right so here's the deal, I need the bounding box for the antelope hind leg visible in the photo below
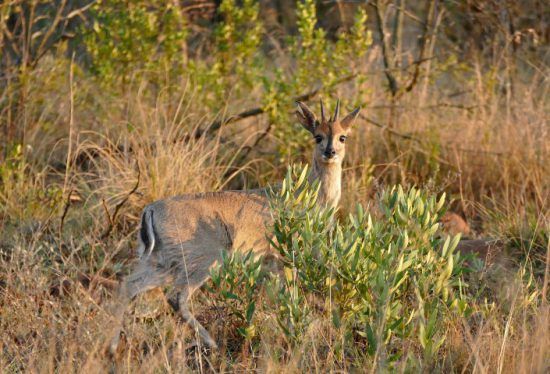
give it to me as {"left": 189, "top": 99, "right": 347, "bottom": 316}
{"left": 108, "top": 266, "right": 168, "bottom": 356}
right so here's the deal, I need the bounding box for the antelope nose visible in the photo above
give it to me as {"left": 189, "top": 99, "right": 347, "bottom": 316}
{"left": 324, "top": 149, "right": 336, "bottom": 158}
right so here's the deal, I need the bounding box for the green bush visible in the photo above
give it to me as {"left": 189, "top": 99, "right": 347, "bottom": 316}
{"left": 79, "top": 1, "right": 372, "bottom": 157}
{"left": 188, "top": 0, "right": 264, "bottom": 110}
{"left": 267, "top": 165, "right": 470, "bottom": 368}
{"left": 207, "top": 250, "right": 263, "bottom": 340}
{"left": 82, "top": 0, "right": 187, "bottom": 83}
{"left": 0, "top": 144, "right": 62, "bottom": 223}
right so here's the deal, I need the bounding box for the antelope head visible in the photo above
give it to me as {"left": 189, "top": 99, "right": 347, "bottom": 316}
{"left": 296, "top": 99, "right": 360, "bottom": 165}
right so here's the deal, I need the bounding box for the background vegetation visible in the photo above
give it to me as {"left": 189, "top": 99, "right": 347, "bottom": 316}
{"left": 0, "top": 0, "right": 548, "bottom": 372}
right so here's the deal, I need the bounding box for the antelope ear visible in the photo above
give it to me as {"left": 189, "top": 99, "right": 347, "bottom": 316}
{"left": 340, "top": 107, "right": 361, "bottom": 130}
{"left": 295, "top": 101, "right": 317, "bottom": 134}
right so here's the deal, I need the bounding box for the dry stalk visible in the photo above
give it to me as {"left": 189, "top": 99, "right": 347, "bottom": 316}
{"left": 101, "top": 166, "right": 141, "bottom": 239}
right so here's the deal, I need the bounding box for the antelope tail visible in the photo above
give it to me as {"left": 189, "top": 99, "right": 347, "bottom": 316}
{"left": 137, "top": 208, "right": 156, "bottom": 258}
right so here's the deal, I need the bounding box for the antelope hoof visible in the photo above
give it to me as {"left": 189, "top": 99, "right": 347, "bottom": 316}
{"left": 184, "top": 341, "right": 216, "bottom": 356}
{"left": 185, "top": 336, "right": 218, "bottom": 352}
{"left": 205, "top": 337, "right": 218, "bottom": 350}
{"left": 108, "top": 332, "right": 124, "bottom": 357}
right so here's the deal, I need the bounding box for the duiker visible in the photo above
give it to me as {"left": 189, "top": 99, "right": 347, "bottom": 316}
{"left": 108, "top": 100, "right": 360, "bottom": 353}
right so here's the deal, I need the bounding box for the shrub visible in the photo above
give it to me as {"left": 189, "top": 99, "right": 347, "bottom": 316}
{"left": 207, "top": 250, "right": 263, "bottom": 341}
{"left": 267, "top": 165, "right": 470, "bottom": 368}
{"left": 82, "top": 0, "right": 187, "bottom": 83}
{"left": 188, "top": 0, "right": 264, "bottom": 110}
{"left": 0, "top": 144, "right": 62, "bottom": 223}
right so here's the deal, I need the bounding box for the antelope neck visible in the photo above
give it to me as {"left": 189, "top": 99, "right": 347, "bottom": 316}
{"left": 310, "top": 157, "right": 342, "bottom": 209}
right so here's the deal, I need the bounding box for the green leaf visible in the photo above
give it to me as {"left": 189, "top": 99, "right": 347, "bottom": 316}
{"left": 436, "top": 192, "right": 446, "bottom": 212}
{"left": 441, "top": 235, "right": 451, "bottom": 257}
{"left": 222, "top": 290, "right": 239, "bottom": 300}
{"left": 365, "top": 323, "right": 377, "bottom": 356}
{"left": 246, "top": 301, "right": 256, "bottom": 322}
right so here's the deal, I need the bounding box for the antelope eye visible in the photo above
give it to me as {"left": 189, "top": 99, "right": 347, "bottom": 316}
{"left": 339, "top": 135, "right": 347, "bottom": 143}
{"left": 314, "top": 135, "right": 323, "bottom": 144}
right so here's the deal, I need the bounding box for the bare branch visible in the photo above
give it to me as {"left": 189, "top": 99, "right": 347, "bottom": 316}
{"left": 58, "top": 188, "right": 74, "bottom": 236}
{"left": 65, "top": 1, "right": 96, "bottom": 21}
{"left": 34, "top": 0, "right": 67, "bottom": 66}
{"left": 372, "top": 0, "right": 398, "bottom": 96}
{"left": 391, "top": 0, "right": 405, "bottom": 70}
{"left": 101, "top": 167, "right": 141, "bottom": 239}
{"left": 359, "top": 113, "right": 420, "bottom": 142}
{"left": 101, "top": 198, "right": 113, "bottom": 227}
{"left": 358, "top": 113, "right": 505, "bottom": 156}
{"left": 404, "top": 0, "right": 437, "bottom": 93}
{"left": 203, "top": 73, "right": 357, "bottom": 135}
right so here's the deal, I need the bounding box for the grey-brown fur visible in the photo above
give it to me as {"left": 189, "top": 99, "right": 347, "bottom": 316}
{"left": 108, "top": 101, "right": 360, "bottom": 353}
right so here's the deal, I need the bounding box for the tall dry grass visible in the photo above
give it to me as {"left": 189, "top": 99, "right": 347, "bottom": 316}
{"left": 0, "top": 41, "right": 548, "bottom": 373}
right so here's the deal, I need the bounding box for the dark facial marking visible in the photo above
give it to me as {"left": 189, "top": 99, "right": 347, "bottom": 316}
{"left": 324, "top": 123, "right": 335, "bottom": 158}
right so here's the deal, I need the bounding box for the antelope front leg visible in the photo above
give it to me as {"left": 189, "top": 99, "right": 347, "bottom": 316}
{"left": 177, "top": 289, "right": 218, "bottom": 349}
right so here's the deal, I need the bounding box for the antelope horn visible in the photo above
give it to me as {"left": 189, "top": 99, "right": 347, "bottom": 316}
{"left": 332, "top": 99, "right": 340, "bottom": 121}
{"left": 320, "top": 99, "right": 326, "bottom": 123}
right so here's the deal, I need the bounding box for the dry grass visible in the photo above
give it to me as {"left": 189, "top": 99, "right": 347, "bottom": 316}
{"left": 1, "top": 48, "right": 548, "bottom": 372}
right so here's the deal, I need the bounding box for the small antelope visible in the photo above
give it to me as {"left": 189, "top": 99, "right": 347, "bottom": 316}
{"left": 108, "top": 100, "right": 360, "bottom": 353}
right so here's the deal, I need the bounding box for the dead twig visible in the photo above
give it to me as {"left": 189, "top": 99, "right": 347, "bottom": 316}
{"left": 403, "top": 0, "right": 437, "bottom": 94}
{"left": 372, "top": 0, "right": 438, "bottom": 99}
{"left": 364, "top": 102, "right": 478, "bottom": 112}
{"left": 101, "top": 198, "right": 113, "bottom": 227}
{"left": 101, "top": 167, "right": 141, "bottom": 239}
{"left": 360, "top": 113, "right": 420, "bottom": 142}
{"left": 373, "top": 0, "right": 399, "bottom": 97}
{"left": 78, "top": 272, "right": 118, "bottom": 292}
{"left": 201, "top": 73, "right": 357, "bottom": 136}
{"left": 59, "top": 188, "right": 74, "bottom": 236}
{"left": 239, "top": 122, "right": 273, "bottom": 161}
{"left": 359, "top": 113, "right": 506, "bottom": 156}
